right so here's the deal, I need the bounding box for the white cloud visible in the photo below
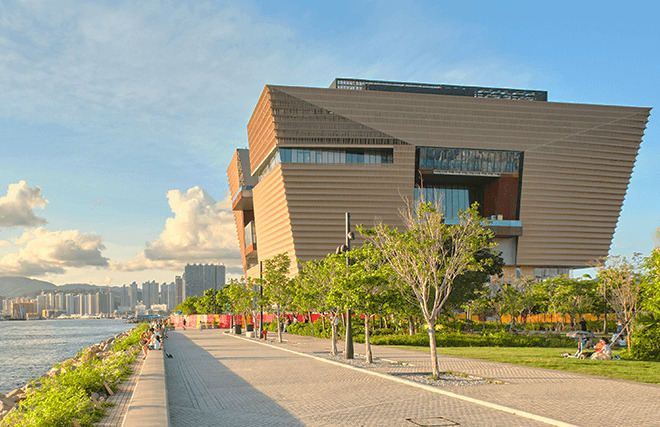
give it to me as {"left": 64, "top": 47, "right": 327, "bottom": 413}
{"left": 0, "top": 0, "right": 334, "bottom": 157}
{"left": 0, "top": 181, "right": 49, "bottom": 227}
{"left": 113, "top": 186, "right": 241, "bottom": 273}
{"left": 0, "top": 227, "right": 108, "bottom": 276}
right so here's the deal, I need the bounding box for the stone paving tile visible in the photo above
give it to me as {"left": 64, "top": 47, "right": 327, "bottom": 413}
{"left": 165, "top": 330, "right": 552, "bottom": 427}
{"left": 96, "top": 354, "right": 144, "bottom": 427}
{"left": 264, "top": 333, "right": 660, "bottom": 427}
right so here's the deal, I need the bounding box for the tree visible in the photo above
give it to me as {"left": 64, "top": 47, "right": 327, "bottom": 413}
{"left": 361, "top": 202, "right": 495, "bottom": 377}
{"left": 594, "top": 254, "right": 645, "bottom": 352}
{"left": 175, "top": 296, "right": 198, "bottom": 315}
{"left": 225, "top": 278, "right": 256, "bottom": 328}
{"left": 466, "top": 288, "right": 497, "bottom": 331}
{"left": 643, "top": 248, "right": 660, "bottom": 315}
{"left": 445, "top": 248, "right": 504, "bottom": 310}
{"left": 194, "top": 288, "right": 223, "bottom": 314}
{"left": 262, "top": 253, "right": 294, "bottom": 343}
{"left": 296, "top": 255, "right": 345, "bottom": 354}
{"left": 327, "top": 244, "right": 398, "bottom": 363}
{"left": 630, "top": 248, "right": 660, "bottom": 360}
{"left": 496, "top": 282, "right": 522, "bottom": 331}
{"left": 245, "top": 277, "right": 265, "bottom": 333}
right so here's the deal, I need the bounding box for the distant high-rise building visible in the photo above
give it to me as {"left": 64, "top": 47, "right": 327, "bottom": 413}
{"left": 167, "top": 282, "right": 176, "bottom": 311}
{"left": 183, "top": 264, "right": 226, "bottom": 299}
{"left": 160, "top": 282, "right": 171, "bottom": 310}
{"left": 150, "top": 281, "right": 160, "bottom": 307}
{"left": 121, "top": 285, "right": 130, "bottom": 308}
{"left": 65, "top": 294, "right": 74, "bottom": 315}
{"left": 141, "top": 281, "right": 151, "bottom": 308}
{"left": 129, "top": 282, "right": 138, "bottom": 309}
{"left": 97, "top": 292, "right": 112, "bottom": 315}
{"left": 74, "top": 295, "right": 82, "bottom": 315}
{"left": 86, "top": 294, "right": 96, "bottom": 315}
{"left": 175, "top": 276, "right": 183, "bottom": 307}
{"left": 55, "top": 293, "right": 65, "bottom": 311}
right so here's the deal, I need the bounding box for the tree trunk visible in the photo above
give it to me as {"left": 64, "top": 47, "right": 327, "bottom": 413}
{"left": 625, "top": 323, "right": 633, "bottom": 353}
{"left": 276, "top": 309, "right": 283, "bottom": 343}
{"left": 344, "top": 309, "right": 354, "bottom": 359}
{"left": 427, "top": 320, "right": 440, "bottom": 377}
{"left": 408, "top": 315, "right": 415, "bottom": 336}
{"left": 365, "top": 315, "right": 372, "bottom": 363}
{"left": 508, "top": 309, "right": 515, "bottom": 332}
{"left": 331, "top": 315, "right": 338, "bottom": 355}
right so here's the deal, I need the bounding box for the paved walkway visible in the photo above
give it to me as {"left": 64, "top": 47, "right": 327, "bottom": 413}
{"left": 164, "top": 329, "right": 659, "bottom": 427}
{"left": 97, "top": 355, "right": 145, "bottom": 427}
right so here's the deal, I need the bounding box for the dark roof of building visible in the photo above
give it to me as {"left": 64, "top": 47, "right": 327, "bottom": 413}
{"left": 330, "top": 78, "right": 547, "bottom": 101}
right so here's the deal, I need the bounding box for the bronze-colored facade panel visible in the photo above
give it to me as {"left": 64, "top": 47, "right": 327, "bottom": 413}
{"left": 232, "top": 79, "right": 651, "bottom": 276}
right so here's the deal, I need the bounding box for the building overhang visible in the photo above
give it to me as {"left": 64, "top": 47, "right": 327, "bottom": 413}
{"left": 444, "top": 218, "right": 522, "bottom": 237}
{"left": 232, "top": 187, "right": 254, "bottom": 211}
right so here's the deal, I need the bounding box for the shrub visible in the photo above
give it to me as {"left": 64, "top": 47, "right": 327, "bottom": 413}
{"left": 629, "top": 314, "right": 660, "bottom": 361}
{"left": 112, "top": 322, "right": 149, "bottom": 352}
{"left": 2, "top": 325, "right": 142, "bottom": 427}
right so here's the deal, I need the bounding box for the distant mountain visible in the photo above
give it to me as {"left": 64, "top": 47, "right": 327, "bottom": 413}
{"left": 0, "top": 276, "right": 58, "bottom": 299}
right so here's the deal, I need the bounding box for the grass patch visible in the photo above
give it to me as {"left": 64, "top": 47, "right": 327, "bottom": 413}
{"left": 390, "top": 345, "right": 660, "bottom": 384}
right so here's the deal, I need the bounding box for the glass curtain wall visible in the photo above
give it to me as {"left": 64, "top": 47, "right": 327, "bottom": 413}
{"left": 418, "top": 147, "right": 521, "bottom": 174}
{"left": 415, "top": 186, "right": 471, "bottom": 219}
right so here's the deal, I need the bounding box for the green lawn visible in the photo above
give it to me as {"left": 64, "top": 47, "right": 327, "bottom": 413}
{"left": 390, "top": 345, "right": 660, "bottom": 384}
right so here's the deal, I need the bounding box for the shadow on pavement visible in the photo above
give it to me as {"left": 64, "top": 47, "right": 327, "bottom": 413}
{"left": 165, "top": 331, "right": 304, "bottom": 427}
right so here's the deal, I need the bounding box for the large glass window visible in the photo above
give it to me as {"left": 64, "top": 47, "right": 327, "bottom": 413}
{"left": 257, "top": 151, "right": 282, "bottom": 181}
{"left": 418, "top": 147, "right": 521, "bottom": 174}
{"left": 258, "top": 147, "right": 393, "bottom": 181}
{"left": 280, "top": 147, "right": 393, "bottom": 164}
{"left": 415, "top": 186, "right": 472, "bottom": 219}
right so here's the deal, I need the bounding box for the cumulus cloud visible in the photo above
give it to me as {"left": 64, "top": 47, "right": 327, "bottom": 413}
{"left": 0, "top": 228, "right": 108, "bottom": 276}
{"left": 113, "top": 186, "right": 241, "bottom": 273}
{"left": 0, "top": 181, "right": 49, "bottom": 227}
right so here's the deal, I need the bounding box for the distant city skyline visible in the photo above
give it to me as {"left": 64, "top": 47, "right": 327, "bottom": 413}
{"left": 0, "top": 1, "right": 658, "bottom": 286}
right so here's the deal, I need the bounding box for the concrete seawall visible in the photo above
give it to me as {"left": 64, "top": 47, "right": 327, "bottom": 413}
{"left": 122, "top": 349, "right": 169, "bottom": 427}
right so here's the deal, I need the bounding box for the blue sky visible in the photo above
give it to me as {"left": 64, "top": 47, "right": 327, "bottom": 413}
{"left": 0, "top": 0, "right": 658, "bottom": 286}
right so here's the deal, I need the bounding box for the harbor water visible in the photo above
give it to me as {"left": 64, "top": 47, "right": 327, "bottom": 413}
{"left": 0, "top": 318, "right": 134, "bottom": 394}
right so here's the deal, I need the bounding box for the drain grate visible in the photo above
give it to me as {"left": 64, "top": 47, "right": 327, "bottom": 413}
{"left": 406, "top": 416, "right": 460, "bottom": 426}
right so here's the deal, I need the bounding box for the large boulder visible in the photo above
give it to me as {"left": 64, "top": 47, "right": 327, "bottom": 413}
{"left": 5, "top": 389, "right": 22, "bottom": 398}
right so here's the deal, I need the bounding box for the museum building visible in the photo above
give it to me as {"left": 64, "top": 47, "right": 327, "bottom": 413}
{"left": 227, "top": 78, "right": 650, "bottom": 279}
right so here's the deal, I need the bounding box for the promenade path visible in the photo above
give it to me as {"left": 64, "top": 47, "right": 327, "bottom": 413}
{"left": 164, "top": 329, "right": 659, "bottom": 426}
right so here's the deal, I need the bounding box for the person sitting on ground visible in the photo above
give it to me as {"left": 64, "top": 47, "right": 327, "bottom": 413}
{"left": 591, "top": 337, "right": 612, "bottom": 360}
{"left": 152, "top": 335, "right": 162, "bottom": 351}
{"left": 142, "top": 328, "right": 154, "bottom": 358}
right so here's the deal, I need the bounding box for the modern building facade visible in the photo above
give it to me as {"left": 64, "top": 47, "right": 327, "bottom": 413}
{"left": 228, "top": 78, "right": 651, "bottom": 279}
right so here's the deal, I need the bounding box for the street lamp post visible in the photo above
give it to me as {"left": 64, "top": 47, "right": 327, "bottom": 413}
{"left": 336, "top": 212, "right": 355, "bottom": 360}
{"left": 259, "top": 261, "right": 263, "bottom": 338}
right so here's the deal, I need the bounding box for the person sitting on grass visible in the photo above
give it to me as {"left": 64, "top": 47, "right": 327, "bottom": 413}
{"left": 590, "top": 337, "right": 612, "bottom": 360}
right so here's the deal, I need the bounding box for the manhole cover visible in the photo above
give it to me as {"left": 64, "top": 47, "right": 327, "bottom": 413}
{"left": 406, "top": 416, "right": 460, "bottom": 426}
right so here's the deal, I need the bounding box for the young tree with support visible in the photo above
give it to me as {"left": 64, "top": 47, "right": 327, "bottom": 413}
{"left": 593, "top": 254, "right": 645, "bottom": 353}
{"left": 360, "top": 202, "right": 496, "bottom": 378}
{"left": 225, "top": 278, "right": 256, "bottom": 330}
{"left": 296, "top": 255, "right": 345, "bottom": 355}
{"left": 262, "top": 253, "right": 294, "bottom": 344}
{"left": 334, "top": 243, "right": 399, "bottom": 363}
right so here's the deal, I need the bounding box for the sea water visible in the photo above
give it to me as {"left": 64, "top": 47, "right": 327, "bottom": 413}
{"left": 0, "top": 318, "right": 134, "bottom": 394}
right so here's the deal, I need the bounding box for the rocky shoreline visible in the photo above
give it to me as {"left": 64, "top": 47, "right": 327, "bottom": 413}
{"left": 0, "top": 328, "right": 136, "bottom": 424}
